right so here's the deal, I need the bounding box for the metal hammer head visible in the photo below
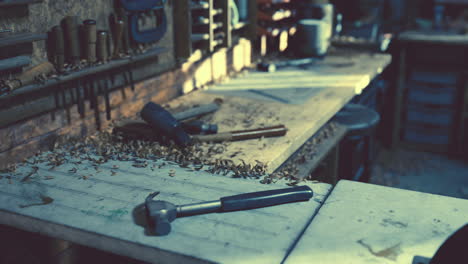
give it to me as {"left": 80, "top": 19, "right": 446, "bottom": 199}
{"left": 145, "top": 192, "right": 178, "bottom": 236}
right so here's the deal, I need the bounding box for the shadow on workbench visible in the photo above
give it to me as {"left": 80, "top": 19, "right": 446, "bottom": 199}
{"left": 370, "top": 148, "right": 468, "bottom": 199}
{"left": 0, "top": 224, "right": 147, "bottom": 264}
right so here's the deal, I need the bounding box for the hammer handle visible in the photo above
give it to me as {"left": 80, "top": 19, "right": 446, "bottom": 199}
{"left": 177, "top": 186, "right": 313, "bottom": 217}
{"left": 192, "top": 125, "right": 287, "bottom": 142}
{"left": 220, "top": 185, "right": 313, "bottom": 212}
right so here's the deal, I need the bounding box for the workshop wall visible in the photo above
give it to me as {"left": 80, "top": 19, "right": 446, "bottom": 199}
{"left": 0, "top": 0, "right": 180, "bottom": 169}
{"left": 0, "top": 0, "right": 175, "bottom": 70}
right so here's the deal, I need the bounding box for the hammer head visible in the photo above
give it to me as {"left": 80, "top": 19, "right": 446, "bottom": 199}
{"left": 145, "top": 193, "right": 178, "bottom": 236}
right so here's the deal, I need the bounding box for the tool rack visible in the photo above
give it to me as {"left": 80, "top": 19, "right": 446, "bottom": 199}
{"left": 0, "top": 47, "right": 168, "bottom": 128}
{"left": 257, "top": 0, "right": 296, "bottom": 55}
{"left": 174, "top": 0, "right": 257, "bottom": 61}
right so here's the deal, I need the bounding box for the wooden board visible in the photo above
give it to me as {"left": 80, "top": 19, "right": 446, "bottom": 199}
{"left": 399, "top": 31, "right": 468, "bottom": 45}
{"left": 0, "top": 154, "right": 332, "bottom": 264}
{"left": 167, "top": 52, "right": 391, "bottom": 173}
{"left": 285, "top": 180, "right": 468, "bottom": 264}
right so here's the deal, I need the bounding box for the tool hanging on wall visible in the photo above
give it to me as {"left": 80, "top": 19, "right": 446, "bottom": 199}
{"left": 112, "top": 19, "right": 125, "bottom": 58}
{"left": 83, "top": 19, "right": 97, "bottom": 64}
{"left": 62, "top": 16, "right": 81, "bottom": 65}
{"left": 1, "top": 62, "right": 55, "bottom": 94}
{"left": 96, "top": 30, "right": 109, "bottom": 63}
{"left": 118, "top": 0, "right": 168, "bottom": 44}
{"left": 51, "top": 26, "right": 65, "bottom": 73}
{"left": 115, "top": 7, "right": 131, "bottom": 54}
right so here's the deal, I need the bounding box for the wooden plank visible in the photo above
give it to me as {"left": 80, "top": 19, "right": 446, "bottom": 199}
{"left": 285, "top": 180, "right": 468, "bottom": 264}
{"left": 399, "top": 31, "right": 468, "bottom": 45}
{"left": 0, "top": 154, "right": 332, "bottom": 264}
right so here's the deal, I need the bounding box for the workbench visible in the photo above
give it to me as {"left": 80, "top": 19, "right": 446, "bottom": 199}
{"left": 0, "top": 152, "right": 332, "bottom": 264}
{"left": 284, "top": 180, "right": 468, "bottom": 264}
{"left": 167, "top": 50, "right": 391, "bottom": 176}
{"left": 0, "top": 50, "right": 392, "bottom": 263}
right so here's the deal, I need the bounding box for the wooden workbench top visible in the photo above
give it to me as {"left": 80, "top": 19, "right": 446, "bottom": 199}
{"left": 285, "top": 180, "right": 468, "bottom": 264}
{"left": 0, "top": 153, "right": 332, "bottom": 264}
{"left": 166, "top": 51, "right": 391, "bottom": 173}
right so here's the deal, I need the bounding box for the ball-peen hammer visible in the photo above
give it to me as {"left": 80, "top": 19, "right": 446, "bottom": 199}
{"left": 145, "top": 185, "right": 313, "bottom": 236}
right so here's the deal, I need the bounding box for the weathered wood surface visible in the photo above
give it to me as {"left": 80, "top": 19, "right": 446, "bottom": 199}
{"left": 0, "top": 155, "right": 332, "bottom": 264}
{"left": 399, "top": 31, "right": 468, "bottom": 45}
{"left": 166, "top": 52, "right": 391, "bottom": 173}
{"left": 285, "top": 180, "right": 468, "bottom": 264}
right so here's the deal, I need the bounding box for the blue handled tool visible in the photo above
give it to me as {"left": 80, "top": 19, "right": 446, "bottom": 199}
{"left": 145, "top": 186, "right": 314, "bottom": 236}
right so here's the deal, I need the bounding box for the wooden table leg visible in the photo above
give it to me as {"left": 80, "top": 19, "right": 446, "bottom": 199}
{"left": 391, "top": 46, "right": 407, "bottom": 149}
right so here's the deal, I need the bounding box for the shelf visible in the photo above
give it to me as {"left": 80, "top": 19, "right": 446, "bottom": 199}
{"left": 0, "top": 47, "right": 168, "bottom": 102}
{"left": 0, "top": 32, "right": 47, "bottom": 48}
{"left": 191, "top": 33, "right": 210, "bottom": 42}
{"left": 212, "top": 8, "right": 223, "bottom": 16}
{"left": 212, "top": 22, "right": 223, "bottom": 30}
{"left": 190, "top": 2, "right": 209, "bottom": 10}
{"left": 258, "top": 9, "right": 292, "bottom": 22}
{"left": 233, "top": 22, "right": 249, "bottom": 31}
{"left": 257, "top": 26, "right": 280, "bottom": 37}
{"left": 0, "top": 0, "right": 42, "bottom": 7}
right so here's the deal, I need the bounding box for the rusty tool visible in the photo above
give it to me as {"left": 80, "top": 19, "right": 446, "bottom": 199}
{"left": 99, "top": 77, "right": 112, "bottom": 120}
{"left": 144, "top": 185, "right": 313, "bottom": 236}
{"left": 2, "top": 62, "right": 54, "bottom": 92}
{"left": 51, "top": 26, "right": 65, "bottom": 73}
{"left": 115, "top": 8, "right": 131, "bottom": 54}
{"left": 192, "top": 125, "right": 287, "bottom": 142}
{"left": 112, "top": 19, "right": 125, "bottom": 58}
{"left": 62, "top": 16, "right": 81, "bottom": 65}
{"left": 83, "top": 19, "right": 97, "bottom": 63}
{"left": 181, "top": 121, "right": 217, "bottom": 135}
{"left": 96, "top": 30, "right": 109, "bottom": 63}
{"left": 115, "top": 122, "right": 287, "bottom": 143}
{"left": 76, "top": 78, "right": 85, "bottom": 118}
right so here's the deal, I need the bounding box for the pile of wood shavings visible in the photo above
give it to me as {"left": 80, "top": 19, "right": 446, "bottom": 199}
{"left": 51, "top": 131, "right": 269, "bottom": 180}
{"left": 260, "top": 122, "right": 339, "bottom": 185}
{"left": 4, "top": 122, "right": 339, "bottom": 185}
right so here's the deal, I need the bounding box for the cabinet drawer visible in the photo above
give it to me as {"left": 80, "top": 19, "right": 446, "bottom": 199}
{"left": 410, "top": 70, "right": 458, "bottom": 86}
{"left": 406, "top": 105, "right": 454, "bottom": 126}
{"left": 403, "top": 124, "right": 451, "bottom": 146}
{"left": 407, "top": 81, "right": 457, "bottom": 106}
